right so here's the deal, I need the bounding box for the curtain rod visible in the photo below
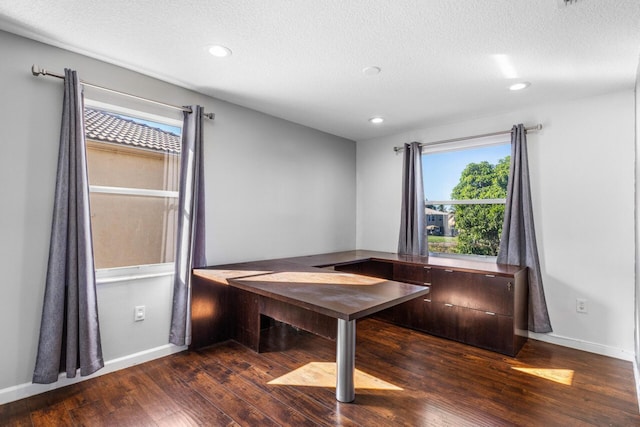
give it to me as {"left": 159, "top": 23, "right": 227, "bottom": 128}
{"left": 31, "top": 65, "right": 215, "bottom": 120}
{"left": 393, "top": 124, "right": 542, "bottom": 153}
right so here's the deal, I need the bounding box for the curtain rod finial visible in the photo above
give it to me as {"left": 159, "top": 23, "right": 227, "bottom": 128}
{"left": 31, "top": 64, "right": 43, "bottom": 76}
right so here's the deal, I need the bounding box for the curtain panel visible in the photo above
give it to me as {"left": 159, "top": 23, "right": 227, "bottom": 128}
{"left": 398, "top": 141, "right": 427, "bottom": 256}
{"left": 498, "top": 124, "right": 552, "bottom": 333}
{"left": 169, "top": 105, "right": 207, "bottom": 346}
{"left": 33, "top": 69, "right": 104, "bottom": 384}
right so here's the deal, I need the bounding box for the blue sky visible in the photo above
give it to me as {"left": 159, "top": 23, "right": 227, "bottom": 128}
{"left": 423, "top": 144, "right": 510, "bottom": 201}
{"left": 118, "top": 114, "right": 182, "bottom": 135}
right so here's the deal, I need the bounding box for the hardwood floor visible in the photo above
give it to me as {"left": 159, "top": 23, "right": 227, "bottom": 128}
{"left": 2, "top": 318, "right": 639, "bottom": 426}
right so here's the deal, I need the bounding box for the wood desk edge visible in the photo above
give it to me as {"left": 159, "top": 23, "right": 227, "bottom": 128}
{"left": 229, "top": 276, "right": 430, "bottom": 321}
{"left": 194, "top": 250, "right": 527, "bottom": 283}
{"left": 274, "top": 250, "right": 526, "bottom": 276}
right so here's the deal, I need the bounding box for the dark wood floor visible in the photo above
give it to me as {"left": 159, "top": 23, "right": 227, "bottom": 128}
{"left": 2, "top": 318, "right": 639, "bottom": 426}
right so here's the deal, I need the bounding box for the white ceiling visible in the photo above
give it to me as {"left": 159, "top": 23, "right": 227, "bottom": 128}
{"left": 1, "top": 0, "right": 639, "bottom": 141}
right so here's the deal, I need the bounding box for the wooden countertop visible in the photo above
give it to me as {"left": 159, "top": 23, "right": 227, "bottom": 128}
{"left": 231, "top": 269, "right": 428, "bottom": 321}
{"left": 193, "top": 250, "right": 524, "bottom": 321}
{"left": 276, "top": 250, "right": 525, "bottom": 276}
{"left": 194, "top": 257, "right": 430, "bottom": 321}
{"left": 193, "top": 259, "right": 310, "bottom": 284}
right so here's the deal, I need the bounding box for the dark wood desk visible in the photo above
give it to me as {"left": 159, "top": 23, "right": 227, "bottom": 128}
{"left": 192, "top": 251, "right": 527, "bottom": 400}
{"left": 193, "top": 259, "right": 429, "bottom": 402}
{"left": 279, "top": 250, "right": 528, "bottom": 357}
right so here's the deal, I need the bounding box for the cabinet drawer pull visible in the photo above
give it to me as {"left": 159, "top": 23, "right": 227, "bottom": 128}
{"left": 444, "top": 303, "right": 454, "bottom": 307}
{"left": 423, "top": 298, "right": 431, "bottom": 303}
{"left": 507, "top": 282, "right": 512, "bottom": 291}
{"left": 485, "top": 274, "right": 495, "bottom": 278}
{"left": 424, "top": 266, "right": 431, "bottom": 270}
{"left": 444, "top": 269, "right": 454, "bottom": 273}
{"left": 423, "top": 282, "right": 431, "bottom": 286}
{"left": 485, "top": 311, "right": 496, "bottom": 316}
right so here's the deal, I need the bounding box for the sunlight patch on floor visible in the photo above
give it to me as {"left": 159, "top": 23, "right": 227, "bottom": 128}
{"left": 268, "top": 362, "right": 403, "bottom": 390}
{"left": 512, "top": 367, "right": 574, "bottom": 385}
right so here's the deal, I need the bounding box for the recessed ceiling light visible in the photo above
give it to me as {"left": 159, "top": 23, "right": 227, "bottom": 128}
{"left": 509, "top": 82, "right": 531, "bottom": 91}
{"left": 369, "top": 117, "right": 384, "bottom": 124}
{"left": 362, "top": 66, "right": 381, "bottom": 76}
{"left": 208, "top": 45, "right": 232, "bottom": 58}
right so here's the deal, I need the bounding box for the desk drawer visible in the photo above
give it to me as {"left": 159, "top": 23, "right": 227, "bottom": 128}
{"left": 457, "top": 308, "right": 516, "bottom": 356}
{"left": 432, "top": 269, "right": 514, "bottom": 316}
{"left": 393, "top": 263, "right": 431, "bottom": 286}
{"left": 374, "top": 290, "right": 437, "bottom": 334}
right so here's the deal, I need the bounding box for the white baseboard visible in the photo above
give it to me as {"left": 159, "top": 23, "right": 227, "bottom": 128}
{"left": 528, "top": 331, "right": 635, "bottom": 361}
{"left": 0, "top": 344, "right": 187, "bottom": 405}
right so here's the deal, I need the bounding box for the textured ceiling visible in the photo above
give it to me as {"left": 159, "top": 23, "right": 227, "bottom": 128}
{"left": 1, "top": 0, "right": 639, "bottom": 141}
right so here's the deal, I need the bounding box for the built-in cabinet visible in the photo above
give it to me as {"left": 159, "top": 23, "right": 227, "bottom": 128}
{"left": 335, "top": 259, "right": 528, "bottom": 356}
{"left": 191, "top": 251, "right": 528, "bottom": 357}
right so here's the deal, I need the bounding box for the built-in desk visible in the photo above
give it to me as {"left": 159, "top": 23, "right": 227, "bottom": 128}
{"left": 191, "top": 251, "right": 528, "bottom": 400}
{"left": 192, "top": 258, "right": 428, "bottom": 402}
{"left": 328, "top": 253, "right": 529, "bottom": 357}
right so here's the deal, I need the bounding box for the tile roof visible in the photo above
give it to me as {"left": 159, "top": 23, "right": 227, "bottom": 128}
{"left": 84, "top": 108, "right": 181, "bottom": 154}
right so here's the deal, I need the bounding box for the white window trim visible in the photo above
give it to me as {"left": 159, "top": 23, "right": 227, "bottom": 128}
{"left": 85, "top": 99, "right": 182, "bottom": 280}
{"left": 421, "top": 133, "right": 510, "bottom": 154}
{"left": 423, "top": 135, "right": 510, "bottom": 260}
{"left": 90, "top": 185, "right": 179, "bottom": 199}
{"left": 95, "top": 263, "right": 174, "bottom": 285}
{"left": 427, "top": 198, "right": 506, "bottom": 205}
{"left": 84, "top": 99, "right": 183, "bottom": 129}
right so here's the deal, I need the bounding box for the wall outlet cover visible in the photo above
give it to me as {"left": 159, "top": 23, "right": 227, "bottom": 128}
{"left": 134, "top": 305, "right": 146, "bottom": 321}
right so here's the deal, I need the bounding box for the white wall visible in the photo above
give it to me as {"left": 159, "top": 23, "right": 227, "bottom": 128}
{"left": 634, "top": 56, "right": 640, "bottom": 368}
{"left": 206, "top": 97, "right": 356, "bottom": 264}
{"left": 357, "top": 91, "right": 636, "bottom": 359}
{"left": 0, "top": 30, "right": 355, "bottom": 402}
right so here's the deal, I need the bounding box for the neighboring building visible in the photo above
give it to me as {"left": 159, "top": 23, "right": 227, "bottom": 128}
{"left": 84, "top": 108, "right": 181, "bottom": 269}
{"left": 425, "top": 206, "right": 456, "bottom": 237}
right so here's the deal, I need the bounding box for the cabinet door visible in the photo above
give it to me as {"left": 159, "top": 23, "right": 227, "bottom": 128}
{"left": 428, "top": 302, "right": 460, "bottom": 340}
{"left": 457, "top": 308, "right": 515, "bottom": 356}
{"left": 374, "top": 286, "right": 431, "bottom": 328}
{"left": 374, "top": 303, "right": 401, "bottom": 323}
{"left": 431, "top": 269, "right": 514, "bottom": 316}
{"left": 190, "top": 275, "right": 230, "bottom": 349}
{"left": 411, "top": 294, "right": 436, "bottom": 333}
{"left": 399, "top": 287, "right": 433, "bottom": 329}
{"left": 231, "top": 288, "right": 261, "bottom": 352}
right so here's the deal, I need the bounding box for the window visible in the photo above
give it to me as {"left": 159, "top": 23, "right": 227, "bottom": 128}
{"left": 84, "top": 102, "right": 182, "bottom": 271}
{"left": 422, "top": 137, "right": 510, "bottom": 257}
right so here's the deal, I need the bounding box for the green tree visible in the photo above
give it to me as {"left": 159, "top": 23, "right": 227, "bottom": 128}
{"left": 450, "top": 156, "right": 510, "bottom": 255}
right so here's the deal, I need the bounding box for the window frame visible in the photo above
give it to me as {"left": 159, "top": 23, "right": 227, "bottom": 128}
{"left": 84, "top": 99, "right": 183, "bottom": 283}
{"left": 422, "top": 133, "right": 511, "bottom": 261}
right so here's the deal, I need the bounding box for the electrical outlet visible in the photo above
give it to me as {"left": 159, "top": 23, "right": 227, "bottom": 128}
{"left": 576, "top": 298, "right": 587, "bottom": 314}
{"left": 134, "top": 305, "right": 146, "bottom": 321}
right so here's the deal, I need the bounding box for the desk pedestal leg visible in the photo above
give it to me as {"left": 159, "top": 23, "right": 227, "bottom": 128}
{"left": 336, "top": 318, "right": 355, "bottom": 402}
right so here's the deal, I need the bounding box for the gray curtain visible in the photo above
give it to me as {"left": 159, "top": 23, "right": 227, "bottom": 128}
{"left": 33, "top": 69, "right": 104, "bottom": 384}
{"left": 498, "top": 124, "right": 552, "bottom": 333}
{"left": 169, "top": 105, "right": 207, "bottom": 346}
{"left": 398, "top": 141, "right": 427, "bottom": 256}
